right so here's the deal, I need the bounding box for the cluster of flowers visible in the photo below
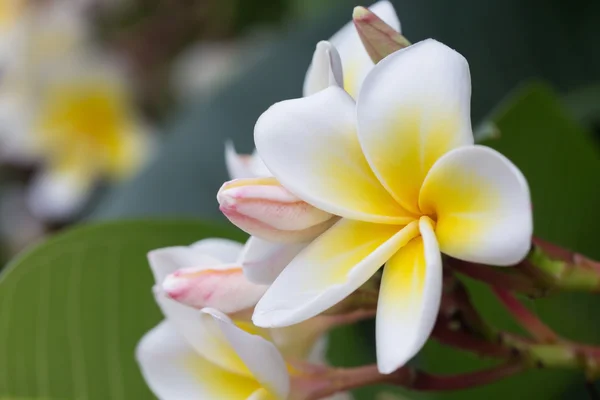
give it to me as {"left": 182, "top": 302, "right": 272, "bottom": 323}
{"left": 0, "top": 0, "right": 152, "bottom": 221}
{"left": 137, "top": 2, "right": 533, "bottom": 398}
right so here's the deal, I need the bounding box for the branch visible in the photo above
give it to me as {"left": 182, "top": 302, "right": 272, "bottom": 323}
{"left": 491, "top": 286, "right": 559, "bottom": 343}
{"left": 301, "top": 362, "right": 525, "bottom": 399}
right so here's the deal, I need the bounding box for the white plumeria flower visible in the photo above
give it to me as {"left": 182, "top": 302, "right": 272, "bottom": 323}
{"left": 0, "top": 2, "right": 152, "bottom": 221}
{"left": 140, "top": 238, "right": 351, "bottom": 400}
{"left": 137, "top": 306, "right": 290, "bottom": 400}
{"left": 303, "top": 0, "right": 400, "bottom": 98}
{"left": 24, "top": 58, "right": 152, "bottom": 220}
{"left": 252, "top": 39, "right": 533, "bottom": 374}
{"left": 0, "top": 0, "right": 91, "bottom": 165}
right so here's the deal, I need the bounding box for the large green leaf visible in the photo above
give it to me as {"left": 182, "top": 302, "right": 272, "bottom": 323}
{"left": 0, "top": 220, "right": 244, "bottom": 400}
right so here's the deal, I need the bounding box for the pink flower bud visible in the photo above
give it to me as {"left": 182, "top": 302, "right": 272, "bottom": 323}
{"left": 353, "top": 6, "right": 410, "bottom": 63}
{"left": 162, "top": 265, "right": 267, "bottom": 314}
{"left": 217, "top": 177, "right": 335, "bottom": 243}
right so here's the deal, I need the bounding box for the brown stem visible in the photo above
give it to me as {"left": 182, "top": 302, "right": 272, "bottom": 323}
{"left": 301, "top": 362, "right": 525, "bottom": 399}
{"left": 491, "top": 286, "right": 559, "bottom": 343}
{"left": 432, "top": 317, "right": 513, "bottom": 359}
{"left": 447, "top": 258, "right": 545, "bottom": 297}
{"left": 409, "top": 361, "right": 526, "bottom": 391}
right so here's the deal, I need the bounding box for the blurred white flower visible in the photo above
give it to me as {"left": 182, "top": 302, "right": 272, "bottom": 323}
{"left": 0, "top": 1, "right": 153, "bottom": 221}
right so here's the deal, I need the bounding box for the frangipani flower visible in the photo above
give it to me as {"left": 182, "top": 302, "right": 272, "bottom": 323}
{"left": 304, "top": 0, "right": 400, "bottom": 98}
{"left": 140, "top": 237, "right": 351, "bottom": 399}
{"left": 24, "top": 59, "right": 152, "bottom": 220}
{"left": 251, "top": 39, "right": 533, "bottom": 373}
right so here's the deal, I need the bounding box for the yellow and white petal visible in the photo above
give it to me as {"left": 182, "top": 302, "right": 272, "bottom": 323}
{"left": 190, "top": 237, "right": 245, "bottom": 264}
{"left": 253, "top": 219, "right": 420, "bottom": 328}
{"left": 419, "top": 145, "right": 532, "bottom": 266}
{"left": 162, "top": 264, "right": 267, "bottom": 313}
{"left": 26, "top": 167, "right": 94, "bottom": 221}
{"left": 147, "top": 246, "right": 223, "bottom": 284}
{"left": 156, "top": 293, "right": 252, "bottom": 377}
{"left": 255, "top": 86, "right": 414, "bottom": 224}
{"left": 136, "top": 321, "right": 260, "bottom": 400}
{"left": 204, "top": 308, "right": 290, "bottom": 399}
{"left": 225, "top": 141, "right": 272, "bottom": 179}
{"left": 240, "top": 236, "right": 308, "bottom": 285}
{"left": 248, "top": 388, "right": 278, "bottom": 400}
{"left": 356, "top": 39, "right": 473, "bottom": 214}
{"left": 329, "top": 0, "right": 400, "bottom": 98}
{"left": 303, "top": 41, "right": 344, "bottom": 96}
{"left": 376, "top": 217, "right": 442, "bottom": 374}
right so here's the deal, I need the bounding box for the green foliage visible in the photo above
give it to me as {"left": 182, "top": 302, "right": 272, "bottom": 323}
{"left": 0, "top": 220, "right": 244, "bottom": 399}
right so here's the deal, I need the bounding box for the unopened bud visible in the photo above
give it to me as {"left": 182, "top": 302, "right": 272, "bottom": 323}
{"left": 162, "top": 265, "right": 267, "bottom": 314}
{"left": 353, "top": 6, "right": 411, "bottom": 63}
{"left": 217, "top": 177, "right": 335, "bottom": 243}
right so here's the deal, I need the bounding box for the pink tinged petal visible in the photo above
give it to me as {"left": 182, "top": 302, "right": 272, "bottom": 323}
{"left": 329, "top": 0, "right": 400, "bottom": 97}
{"left": 376, "top": 216, "right": 442, "bottom": 374}
{"left": 218, "top": 177, "right": 336, "bottom": 243}
{"left": 203, "top": 308, "right": 291, "bottom": 399}
{"left": 303, "top": 41, "right": 344, "bottom": 96}
{"left": 254, "top": 86, "right": 415, "bottom": 224}
{"left": 147, "top": 246, "right": 223, "bottom": 284}
{"left": 162, "top": 265, "right": 267, "bottom": 313}
{"left": 252, "top": 219, "right": 420, "bottom": 328}
{"left": 190, "top": 237, "right": 244, "bottom": 264}
{"left": 419, "top": 145, "right": 533, "bottom": 265}
{"left": 240, "top": 236, "right": 308, "bottom": 284}
{"left": 225, "top": 141, "right": 271, "bottom": 179}
{"left": 136, "top": 321, "right": 262, "bottom": 399}
{"left": 356, "top": 39, "right": 473, "bottom": 214}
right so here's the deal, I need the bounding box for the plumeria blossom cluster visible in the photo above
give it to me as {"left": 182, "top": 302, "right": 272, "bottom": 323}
{"left": 138, "top": 1, "right": 535, "bottom": 398}
{"left": 0, "top": 0, "right": 153, "bottom": 221}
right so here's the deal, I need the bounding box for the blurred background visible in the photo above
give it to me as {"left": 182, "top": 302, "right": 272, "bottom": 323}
{"left": 0, "top": 0, "right": 599, "bottom": 399}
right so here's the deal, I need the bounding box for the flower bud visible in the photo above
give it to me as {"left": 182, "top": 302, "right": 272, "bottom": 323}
{"left": 217, "top": 177, "right": 335, "bottom": 243}
{"left": 162, "top": 265, "right": 267, "bottom": 314}
{"left": 352, "top": 6, "right": 411, "bottom": 63}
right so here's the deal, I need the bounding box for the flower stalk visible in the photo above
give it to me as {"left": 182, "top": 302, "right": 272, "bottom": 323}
{"left": 448, "top": 237, "right": 600, "bottom": 295}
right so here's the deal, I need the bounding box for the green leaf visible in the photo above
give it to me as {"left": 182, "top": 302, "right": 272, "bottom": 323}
{"left": 414, "top": 81, "right": 600, "bottom": 399}
{"left": 0, "top": 219, "right": 244, "bottom": 400}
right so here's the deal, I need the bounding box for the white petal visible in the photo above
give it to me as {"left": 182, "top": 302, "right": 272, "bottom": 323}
{"left": 303, "top": 41, "right": 344, "bottom": 96}
{"left": 330, "top": 0, "right": 400, "bottom": 97}
{"left": 203, "top": 308, "right": 290, "bottom": 399}
{"left": 376, "top": 217, "right": 442, "bottom": 373}
{"left": 419, "top": 145, "right": 532, "bottom": 265}
{"left": 240, "top": 236, "right": 308, "bottom": 284}
{"left": 147, "top": 247, "right": 222, "bottom": 284}
{"left": 253, "top": 219, "right": 420, "bottom": 327}
{"left": 136, "top": 321, "right": 261, "bottom": 399}
{"left": 356, "top": 39, "right": 473, "bottom": 214}
{"left": 155, "top": 292, "right": 251, "bottom": 377}
{"left": 26, "top": 168, "right": 93, "bottom": 221}
{"left": 190, "top": 237, "right": 244, "bottom": 263}
{"left": 254, "top": 86, "right": 414, "bottom": 224}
